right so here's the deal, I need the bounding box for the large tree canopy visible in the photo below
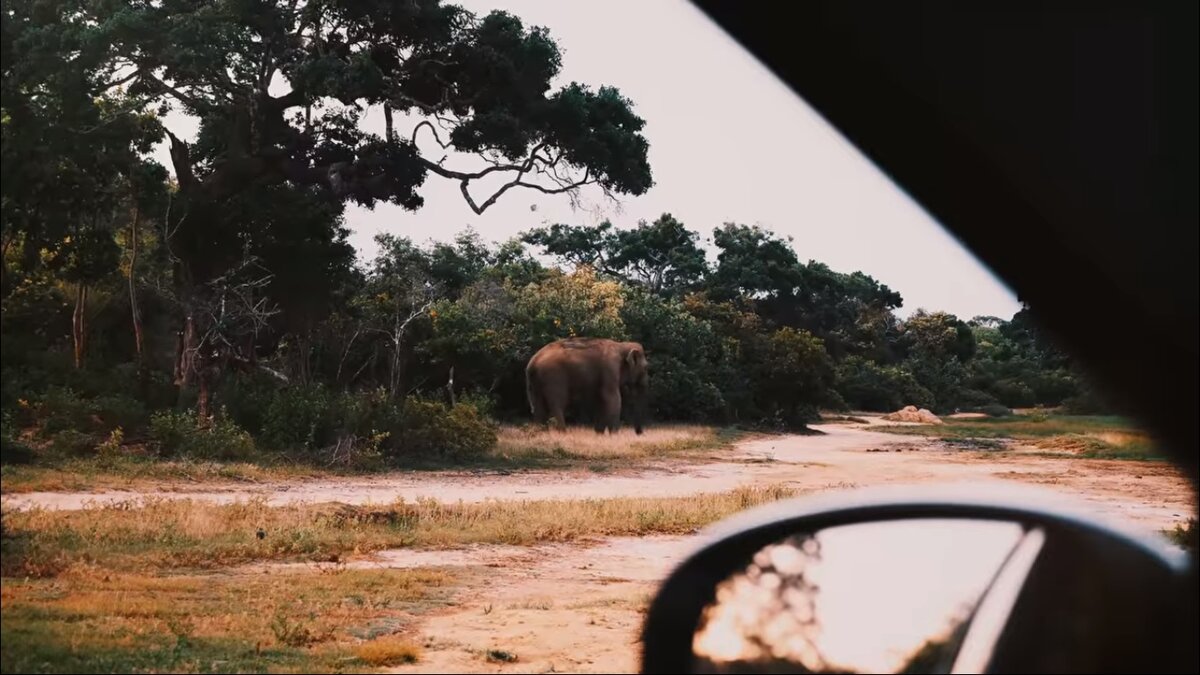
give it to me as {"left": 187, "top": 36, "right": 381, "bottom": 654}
{"left": 79, "top": 0, "right": 652, "bottom": 213}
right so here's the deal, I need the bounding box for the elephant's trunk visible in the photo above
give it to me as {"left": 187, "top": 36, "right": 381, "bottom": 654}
{"left": 629, "top": 389, "right": 648, "bottom": 435}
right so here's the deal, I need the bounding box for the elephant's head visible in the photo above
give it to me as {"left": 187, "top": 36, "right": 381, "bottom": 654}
{"left": 621, "top": 343, "right": 649, "bottom": 434}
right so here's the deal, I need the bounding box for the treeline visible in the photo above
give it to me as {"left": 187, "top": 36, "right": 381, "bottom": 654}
{"left": 2, "top": 203, "right": 1103, "bottom": 464}
{"left": 1, "top": 0, "right": 1103, "bottom": 467}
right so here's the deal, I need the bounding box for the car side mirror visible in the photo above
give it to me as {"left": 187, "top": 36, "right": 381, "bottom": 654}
{"left": 640, "top": 485, "right": 1196, "bottom": 674}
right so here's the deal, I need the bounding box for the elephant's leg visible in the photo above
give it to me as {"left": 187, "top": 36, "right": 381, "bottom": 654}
{"left": 598, "top": 387, "right": 622, "bottom": 434}
{"left": 529, "top": 391, "right": 548, "bottom": 426}
{"left": 543, "top": 379, "right": 568, "bottom": 432}
{"left": 548, "top": 403, "right": 567, "bottom": 432}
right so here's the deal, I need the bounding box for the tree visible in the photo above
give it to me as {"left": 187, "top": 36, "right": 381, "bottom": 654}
{"left": 607, "top": 213, "right": 707, "bottom": 295}
{"left": 36, "top": 0, "right": 652, "bottom": 409}
{"left": 754, "top": 327, "right": 835, "bottom": 426}
{"left": 524, "top": 213, "right": 707, "bottom": 295}
{"left": 707, "top": 223, "right": 804, "bottom": 301}
{"left": 359, "top": 234, "right": 439, "bottom": 398}
{"left": 92, "top": 0, "right": 652, "bottom": 230}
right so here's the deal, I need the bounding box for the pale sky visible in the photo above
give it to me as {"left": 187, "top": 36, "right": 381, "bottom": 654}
{"left": 153, "top": 0, "right": 1021, "bottom": 320}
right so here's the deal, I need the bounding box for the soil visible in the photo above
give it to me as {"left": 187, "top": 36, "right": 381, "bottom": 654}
{"left": 3, "top": 420, "right": 1194, "bottom": 674}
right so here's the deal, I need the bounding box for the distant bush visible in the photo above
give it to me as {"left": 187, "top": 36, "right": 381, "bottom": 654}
{"left": 219, "top": 371, "right": 283, "bottom": 437}
{"left": 37, "top": 387, "right": 96, "bottom": 435}
{"left": 386, "top": 398, "right": 497, "bottom": 462}
{"left": 647, "top": 355, "right": 727, "bottom": 422}
{"left": 1, "top": 411, "right": 35, "bottom": 465}
{"left": 260, "top": 384, "right": 338, "bottom": 452}
{"left": 990, "top": 379, "right": 1037, "bottom": 408}
{"left": 980, "top": 404, "right": 1013, "bottom": 418}
{"left": 235, "top": 387, "right": 500, "bottom": 463}
{"left": 1061, "top": 387, "right": 1113, "bottom": 415}
{"left": 48, "top": 429, "right": 96, "bottom": 456}
{"left": 834, "top": 357, "right": 933, "bottom": 412}
{"left": 956, "top": 388, "right": 1000, "bottom": 409}
{"left": 149, "top": 410, "right": 256, "bottom": 461}
{"left": 93, "top": 395, "right": 148, "bottom": 433}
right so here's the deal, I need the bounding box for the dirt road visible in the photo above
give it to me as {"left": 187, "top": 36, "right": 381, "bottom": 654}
{"left": 4, "top": 423, "right": 1192, "bottom": 532}
{"left": 4, "top": 422, "right": 1193, "bottom": 673}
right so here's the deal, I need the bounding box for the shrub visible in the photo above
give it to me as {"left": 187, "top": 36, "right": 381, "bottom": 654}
{"left": 991, "top": 379, "right": 1037, "bottom": 408}
{"left": 260, "top": 384, "right": 337, "bottom": 451}
{"left": 647, "top": 355, "right": 726, "bottom": 422}
{"left": 48, "top": 429, "right": 96, "bottom": 456}
{"left": 219, "top": 371, "right": 283, "bottom": 436}
{"left": 1061, "top": 385, "right": 1113, "bottom": 415}
{"left": 956, "top": 388, "right": 1000, "bottom": 409}
{"left": 834, "top": 357, "right": 933, "bottom": 412}
{"left": 149, "top": 410, "right": 256, "bottom": 460}
{"left": 455, "top": 389, "right": 498, "bottom": 419}
{"left": 93, "top": 394, "right": 148, "bottom": 433}
{"left": 1, "top": 410, "right": 35, "bottom": 465}
{"left": 388, "top": 398, "right": 497, "bottom": 461}
{"left": 980, "top": 403, "right": 1013, "bottom": 418}
{"left": 36, "top": 387, "right": 96, "bottom": 435}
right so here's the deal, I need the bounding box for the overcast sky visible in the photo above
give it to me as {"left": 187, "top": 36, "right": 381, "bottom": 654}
{"left": 154, "top": 0, "right": 1021, "bottom": 320}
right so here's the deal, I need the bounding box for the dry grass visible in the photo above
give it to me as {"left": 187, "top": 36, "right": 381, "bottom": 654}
{"left": 1, "top": 457, "right": 345, "bottom": 494}
{"left": 1, "top": 425, "right": 743, "bottom": 495}
{"left": 352, "top": 636, "right": 423, "bottom": 666}
{"left": 492, "top": 424, "right": 739, "bottom": 463}
{"left": 0, "top": 565, "right": 453, "bottom": 673}
{"left": 1, "top": 485, "right": 796, "bottom": 577}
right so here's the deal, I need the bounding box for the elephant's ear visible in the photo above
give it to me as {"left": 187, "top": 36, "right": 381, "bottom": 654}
{"left": 625, "top": 345, "right": 646, "bottom": 368}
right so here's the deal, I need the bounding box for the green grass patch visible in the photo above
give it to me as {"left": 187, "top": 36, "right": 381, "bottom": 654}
{"left": 876, "top": 414, "right": 1163, "bottom": 460}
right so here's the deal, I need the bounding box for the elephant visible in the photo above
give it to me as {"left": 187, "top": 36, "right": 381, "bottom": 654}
{"left": 526, "top": 337, "right": 649, "bottom": 434}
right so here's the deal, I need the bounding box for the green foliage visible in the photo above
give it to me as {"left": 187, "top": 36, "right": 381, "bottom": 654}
{"left": 149, "top": 411, "right": 257, "bottom": 461}
{"left": 1, "top": 410, "right": 35, "bottom": 465}
{"left": 754, "top": 327, "right": 835, "bottom": 427}
{"left": 35, "top": 387, "right": 96, "bottom": 436}
{"left": 2, "top": 0, "right": 1098, "bottom": 468}
{"left": 390, "top": 398, "right": 497, "bottom": 462}
{"left": 835, "top": 356, "right": 933, "bottom": 412}
{"left": 980, "top": 404, "right": 1014, "bottom": 418}
{"left": 523, "top": 213, "right": 707, "bottom": 296}
{"left": 48, "top": 429, "right": 95, "bottom": 457}
{"left": 260, "top": 384, "right": 338, "bottom": 452}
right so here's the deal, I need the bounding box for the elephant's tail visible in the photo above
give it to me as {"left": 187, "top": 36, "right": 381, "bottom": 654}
{"left": 525, "top": 364, "right": 540, "bottom": 415}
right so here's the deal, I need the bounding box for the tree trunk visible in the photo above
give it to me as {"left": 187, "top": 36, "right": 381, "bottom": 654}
{"left": 175, "top": 314, "right": 196, "bottom": 386}
{"left": 72, "top": 284, "right": 88, "bottom": 369}
{"left": 447, "top": 366, "right": 456, "bottom": 406}
{"left": 384, "top": 104, "right": 395, "bottom": 143}
{"left": 196, "top": 367, "right": 211, "bottom": 422}
{"left": 297, "top": 332, "right": 312, "bottom": 384}
{"left": 389, "top": 341, "right": 403, "bottom": 399}
{"left": 128, "top": 204, "right": 144, "bottom": 361}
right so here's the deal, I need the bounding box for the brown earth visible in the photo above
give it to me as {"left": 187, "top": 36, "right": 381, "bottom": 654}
{"left": 3, "top": 421, "right": 1194, "bottom": 673}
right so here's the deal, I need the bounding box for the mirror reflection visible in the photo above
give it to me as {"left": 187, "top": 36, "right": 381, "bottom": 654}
{"left": 691, "top": 519, "right": 1029, "bottom": 674}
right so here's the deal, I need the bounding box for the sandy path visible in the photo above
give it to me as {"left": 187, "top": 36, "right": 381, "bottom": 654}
{"left": 4, "top": 423, "right": 1193, "bottom": 533}
{"left": 6, "top": 422, "right": 1194, "bottom": 673}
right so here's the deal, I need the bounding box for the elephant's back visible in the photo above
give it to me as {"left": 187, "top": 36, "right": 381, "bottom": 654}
{"left": 527, "top": 338, "right": 617, "bottom": 382}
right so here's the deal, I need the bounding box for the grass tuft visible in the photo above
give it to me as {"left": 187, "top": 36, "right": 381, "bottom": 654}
{"left": 1, "top": 485, "right": 796, "bottom": 577}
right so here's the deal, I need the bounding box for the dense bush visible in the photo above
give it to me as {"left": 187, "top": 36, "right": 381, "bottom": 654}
{"left": 149, "top": 410, "right": 257, "bottom": 461}
{"left": 2, "top": 205, "right": 1096, "bottom": 462}
{"left": 834, "top": 357, "right": 933, "bottom": 412}
{"left": 981, "top": 403, "right": 1014, "bottom": 417}
{"left": 1, "top": 411, "right": 36, "bottom": 465}
{"left": 260, "top": 384, "right": 338, "bottom": 452}
{"left": 388, "top": 398, "right": 497, "bottom": 461}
